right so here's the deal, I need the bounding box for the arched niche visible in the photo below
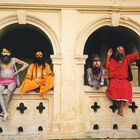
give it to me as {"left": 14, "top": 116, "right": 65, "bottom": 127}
{"left": 0, "top": 23, "right": 54, "bottom": 81}
{"left": 0, "top": 15, "right": 61, "bottom": 124}
{"left": 84, "top": 26, "right": 140, "bottom": 86}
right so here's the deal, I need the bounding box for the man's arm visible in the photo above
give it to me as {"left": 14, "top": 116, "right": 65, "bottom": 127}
{"left": 45, "top": 63, "right": 54, "bottom": 76}
{"left": 105, "top": 48, "right": 113, "bottom": 65}
{"left": 25, "top": 64, "right": 34, "bottom": 80}
{"left": 86, "top": 68, "right": 93, "bottom": 86}
{"left": 126, "top": 53, "right": 139, "bottom": 64}
{"left": 100, "top": 67, "right": 105, "bottom": 86}
{"left": 13, "top": 58, "right": 29, "bottom": 76}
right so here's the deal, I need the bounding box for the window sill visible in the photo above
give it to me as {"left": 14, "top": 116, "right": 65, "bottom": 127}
{"left": 84, "top": 86, "right": 140, "bottom": 94}
{"left": 3, "top": 87, "right": 53, "bottom": 95}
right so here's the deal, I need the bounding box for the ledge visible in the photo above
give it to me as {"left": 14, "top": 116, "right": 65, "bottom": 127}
{"left": 3, "top": 87, "right": 53, "bottom": 94}
{"left": 84, "top": 86, "right": 140, "bottom": 94}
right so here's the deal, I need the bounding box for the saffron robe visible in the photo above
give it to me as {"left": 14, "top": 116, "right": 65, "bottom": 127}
{"left": 20, "top": 63, "right": 54, "bottom": 96}
{"left": 105, "top": 54, "right": 139, "bottom": 104}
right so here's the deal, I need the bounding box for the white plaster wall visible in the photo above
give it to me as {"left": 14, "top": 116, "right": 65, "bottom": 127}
{"left": 27, "top": 11, "right": 61, "bottom": 42}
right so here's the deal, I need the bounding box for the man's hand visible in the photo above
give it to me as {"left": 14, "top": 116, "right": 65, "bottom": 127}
{"left": 105, "top": 48, "right": 113, "bottom": 65}
{"left": 100, "top": 81, "right": 104, "bottom": 86}
{"left": 52, "top": 73, "right": 55, "bottom": 76}
{"left": 13, "top": 71, "right": 19, "bottom": 77}
{"left": 107, "top": 48, "right": 113, "bottom": 56}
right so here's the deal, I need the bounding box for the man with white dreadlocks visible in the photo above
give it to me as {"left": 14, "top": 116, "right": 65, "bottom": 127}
{"left": 0, "top": 48, "right": 28, "bottom": 120}
{"left": 86, "top": 54, "right": 105, "bottom": 89}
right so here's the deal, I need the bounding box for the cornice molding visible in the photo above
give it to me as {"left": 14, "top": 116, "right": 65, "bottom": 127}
{"left": 0, "top": 3, "right": 140, "bottom": 12}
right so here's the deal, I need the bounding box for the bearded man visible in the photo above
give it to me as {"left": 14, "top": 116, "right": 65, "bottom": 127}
{"left": 105, "top": 46, "right": 139, "bottom": 116}
{"left": 86, "top": 54, "right": 105, "bottom": 89}
{"left": 0, "top": 48, "right": 29, "bottom": 120}
{"left": 20, "top": 51, "right": 54, "bottom": 97}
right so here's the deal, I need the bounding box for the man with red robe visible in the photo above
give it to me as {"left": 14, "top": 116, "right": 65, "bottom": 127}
{"left": 105, "top": 46, "right": 139, "bottom": 116}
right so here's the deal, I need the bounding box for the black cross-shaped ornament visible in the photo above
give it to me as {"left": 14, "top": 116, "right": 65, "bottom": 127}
{"left": 109, "top": 101, "right": 118, "bottom": 112}
{"left": 16, "top": 103, "right": 27, "bottom": 114}
{"left": 36, "top": 102, "right": 45, "bottom": 113}
{"left": 91, "top": 102, "right": 100, "bottom": 113}
{"left": 128, "top": 101, "right": 138, "bottom": 113}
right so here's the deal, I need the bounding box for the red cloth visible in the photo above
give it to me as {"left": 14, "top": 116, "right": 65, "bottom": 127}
{"left": 105, "top": 53, "right": 139, "bottom": 104}
{"left": 0, "top": 78, "right": 16, "bottom": 86}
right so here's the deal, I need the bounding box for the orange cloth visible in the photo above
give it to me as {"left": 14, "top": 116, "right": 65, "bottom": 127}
{"left": 20, "top": 63, "right": 54, "bottom": 96}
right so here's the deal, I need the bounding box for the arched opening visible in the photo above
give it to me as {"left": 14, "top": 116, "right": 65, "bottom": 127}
{"left": 0, "top": 23, "right": 54, "bottom": 82}
{"left": 84, "top": 26, "right": 140, "bottom": 86}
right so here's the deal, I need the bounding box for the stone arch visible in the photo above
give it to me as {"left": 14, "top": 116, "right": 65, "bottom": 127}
{"left": 75, "top": 16, "right": 111, "bottom": 56}
{"left": 119, "top": 16, "right": 140, "bottom": 36}
{"left": 0, "top": 14, "right": 61, "bottom": 56}
{"left": 119, "top": 17, "right": 140, "bottom": 52}
{"left": 75, "top": 15, "right": 140, "bottom": 56}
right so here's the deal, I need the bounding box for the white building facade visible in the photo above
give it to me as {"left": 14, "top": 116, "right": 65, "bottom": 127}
{"left": 0, "top": 0, "right": 140, "bottom": 139}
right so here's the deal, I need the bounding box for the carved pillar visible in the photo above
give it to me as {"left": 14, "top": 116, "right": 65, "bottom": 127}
{"left": 75, "top": 55, "right": 88, "bottom": 131}
{"left": 51, "top": 55, "right": 62, "bottom": 133}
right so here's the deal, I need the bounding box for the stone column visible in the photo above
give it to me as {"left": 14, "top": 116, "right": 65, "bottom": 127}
{"left": 51, "top": 55, "right": 62, "bottom": 133}
{"left": 75, "top": 55, "right": 88, "bottom": 132}
{"left": 60, "top": 9, "right": 79, "bottom": 133}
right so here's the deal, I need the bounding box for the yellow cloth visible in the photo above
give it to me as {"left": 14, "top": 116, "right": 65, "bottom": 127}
{"left": 20, "top": 63, "right": 54, "bottom": 96}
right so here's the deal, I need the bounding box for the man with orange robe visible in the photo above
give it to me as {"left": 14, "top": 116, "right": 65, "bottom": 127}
{"left": 20, "top": 51, "right": 54, "bottom": 97}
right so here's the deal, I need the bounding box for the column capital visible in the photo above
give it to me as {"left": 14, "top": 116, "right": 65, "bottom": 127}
{"left": 75, "top": 55, "right": 88, "bottom": 65}
{"left": 51, "top": 55, "right": 62, "bottom": 65}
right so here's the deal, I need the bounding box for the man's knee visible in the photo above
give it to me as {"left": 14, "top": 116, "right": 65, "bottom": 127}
{"left": 0, "top": 85, "right": 5, "bottom": 93}
{"left": 8, "top": 88, "right": 16, "bottom": 93}
{"left": 8, "top": 83, "right": 17, "bottom": 92}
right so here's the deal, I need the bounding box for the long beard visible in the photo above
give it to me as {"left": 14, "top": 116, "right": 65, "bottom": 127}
{"left": 92, "top": 67, "right": 101, "bottom": 76}
{"left": 1, "top": 55, "right": 11, "bottom": 64}
{"left": 33, "top": 57, "right": 46, "bottom": 67}
{"left": 115, "top": 54, "right": 124, "bottom": 62}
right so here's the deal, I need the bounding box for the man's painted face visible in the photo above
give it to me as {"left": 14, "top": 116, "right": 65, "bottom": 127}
{"left": 1, "top": 48, "right": 11, "bottom": 56}
{"left": 1, "top": 48, "right": 11, "bottom": 64}
{"left": 115, "top": 46, "right": 125, "bottom": 61}
{"left": 33, "top": 51, "right": 45, "bottom": 65}
{"left": 116, "top": 46, "right": 125, "bottom": 55}
{"left": 36, "top": 51, "right": 43, "bottom": 58}
{"left": 92, "top": 58, "right": 101, "bottom": 68}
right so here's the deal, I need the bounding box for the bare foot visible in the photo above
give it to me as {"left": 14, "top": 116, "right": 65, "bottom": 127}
{"left": 2, "top": 113, "right": 9, "bottom": 121}
{"left": 0, "top": 112, "right": 4, "bottom": 117}
{"left": 35, "top": 88, "right": 40, "bottom": 93}
{"left": 117, "top": 110, "right": 124, "bottom": 117}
